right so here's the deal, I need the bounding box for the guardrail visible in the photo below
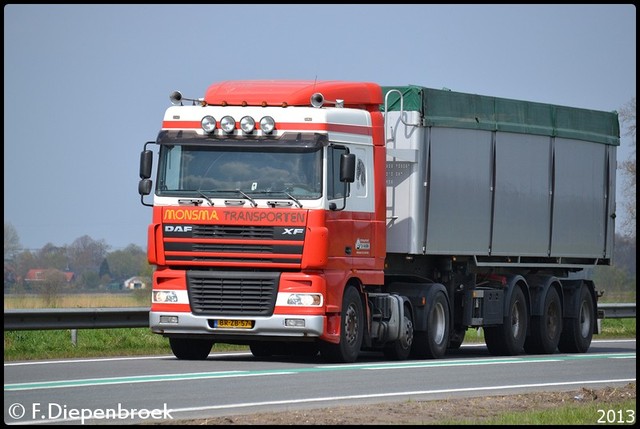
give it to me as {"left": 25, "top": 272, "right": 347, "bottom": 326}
{"left": 4, "top": 307, "right": 150, "bottom": 331}
{"left": 3, "top": 303, "right": 636, "bottom": 331}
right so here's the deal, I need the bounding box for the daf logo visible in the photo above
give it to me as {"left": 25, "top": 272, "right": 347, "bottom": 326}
{"left": 165, "top": 225, "right": 193, "bottom": 232}
{"left": 283, "top": 228, "right": 304, "bottom": 235}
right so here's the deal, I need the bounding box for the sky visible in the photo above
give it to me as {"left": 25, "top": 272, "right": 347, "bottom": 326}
{"left": 4, "top": 4, "right": 636, "bottom": 252}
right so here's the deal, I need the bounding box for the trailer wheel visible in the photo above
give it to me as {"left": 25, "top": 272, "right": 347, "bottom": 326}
{"left": 169, "top": 338, "right": 214, "bottom": 360}
{"left": 524, "top": 286, "right": 562, "bottom": 354}
{"left": 558, "top": 284, "right": 594, "bottom": 353}
{"left": 383, "top": 306, "right": 414, "bottom": 361}
{"left": 319, "top": 286, "right": 363, "bottom": 363}
{"left": 485, "top": 285, "right": 527, "bottom": 356}
{"left": 411, "top": 290, "right": 449, "bottom": 359}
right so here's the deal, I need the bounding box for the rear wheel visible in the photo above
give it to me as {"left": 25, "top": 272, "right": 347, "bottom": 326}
{"left": 485, "top": 285, "right": 528, "bottom": 356}
{"left": 411, "top": 290, "right": 449, "bottom": 359}
{"left": 169, "top": 337, "right": 214, "bottom": 360}
{"left": 319, "top": 286, "right": 364, "bottom": 363}
{"left": 558, "top": 284, "right": 594, "bottom": 353}
{"left": 524, "top": 286, "right": 562, "bottom": 354}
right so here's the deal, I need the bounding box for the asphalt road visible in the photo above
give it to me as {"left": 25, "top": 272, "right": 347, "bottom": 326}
{"left": 4, "top": 339, "right": 636, "bottom": 425}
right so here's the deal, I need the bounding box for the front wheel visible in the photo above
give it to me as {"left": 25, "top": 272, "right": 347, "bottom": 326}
{"left": 319, "top": 286, "right": 364, "bottom": 363}
{"left": 169, "top": 337, "right": 214, "bottom": 360}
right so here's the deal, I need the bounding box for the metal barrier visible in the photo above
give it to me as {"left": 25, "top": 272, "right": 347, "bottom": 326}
{"left": 3, "top": 303, "right": 636, "bottom": 331}
{"left": 4, "top": 307, "right": 149, "bottom": 331}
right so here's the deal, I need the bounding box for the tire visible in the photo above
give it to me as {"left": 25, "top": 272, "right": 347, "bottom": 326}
{"left": 485, "top": 285, "right": 528, "bottom": 356}
{"left": 411, "top": 290, "right": 450, "bottom": 359}
{"left": 558, "top": 284, "right": 594, "bottom": 353}
{"left": 383, "top": 308, "right": 414, "bottom": 361}
{"left": 524, "top": 286, "right": 562, "bottom": 354}
{"left": 169, "top": 337, "right": 214, "bottom": 360}
{"left": 319, "top": 286, "right": 364, "bottom": 363}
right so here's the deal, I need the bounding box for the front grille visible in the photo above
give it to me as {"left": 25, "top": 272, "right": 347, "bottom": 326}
{"left": 163, "top": 224, "right": 305, "bottom": 265}
{"left": 187, "top": 270, "right": 279, "bottom": 316}
{"left": 193, "top": 225, "right": 275, "bottom": 239}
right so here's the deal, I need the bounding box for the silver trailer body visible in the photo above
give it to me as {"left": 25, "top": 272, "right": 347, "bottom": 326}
{"left": 383, "top": 86, "right": 618, "bottom": 268}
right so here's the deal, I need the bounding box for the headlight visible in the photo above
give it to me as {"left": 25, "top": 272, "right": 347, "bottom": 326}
{"left": 152, "top": 290, "right": 189, "bottom": 304}
{"left": 276, "top": 293, "right": 323, "bottom": 306}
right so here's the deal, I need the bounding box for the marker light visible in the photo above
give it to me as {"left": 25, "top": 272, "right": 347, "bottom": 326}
{"left": 260, "top": 116, "right": 276, "bottom": 134}
{"left": 220, "top": 116, "right": 236, "bottom": 134}
{"left": 240, "top": 116, "right": 256, "bottom": 134}
{"left": 201, "top": 115, "right": 217, "bottom": 133}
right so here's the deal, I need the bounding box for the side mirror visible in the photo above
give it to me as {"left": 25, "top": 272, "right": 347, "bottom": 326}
{"left": 331, "top": 153, "right": 356, "bottom": 212}
{"left": 139, "top": 149, "right": 153, "bottom": 179}
{"left": 138, "top": 178, "right": 152, "bottom": 196}
{"left": 138, "top": 179, "right": 153, "bottom": 207}
{"left": 340, "top": 153, "right": 356, "bottom": 183}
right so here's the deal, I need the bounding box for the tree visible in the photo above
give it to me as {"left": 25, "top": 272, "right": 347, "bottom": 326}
{"left": 618, "top": 97, "right": 636, "bottom": 239}
{"left": 32, "top": 269, "right": 70, "bottom": 307}
{"left": 106, "top": 244, "right": 150, "bottom": 282}
{"left": 66, "top": 235, "right": 110, "bottom": 289}
{"left": 4, "top": 222, "right": 21, "bottom": 261}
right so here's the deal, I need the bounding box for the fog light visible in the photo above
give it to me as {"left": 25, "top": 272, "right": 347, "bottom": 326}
{"left": 285, "top": 319, "right": 305, "bottom": 327}
{"left": 159, "top": 315, "right": 179, "bottom": 324}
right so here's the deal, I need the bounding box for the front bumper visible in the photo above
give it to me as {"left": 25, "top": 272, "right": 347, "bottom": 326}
{"left": 150, "top": 311, "right": 324, "bottom": 338}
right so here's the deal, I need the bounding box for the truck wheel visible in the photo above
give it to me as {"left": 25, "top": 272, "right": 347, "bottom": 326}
{"left": 558, "top": 284, "right": 594, "bottom": 353}
{"left": 485, "top": 285, "right": 527, "bottom": 356}
{"left": 411, "top": 290, "right": 450, "bottom": 359}
{"left": 319, "top": 286, "right": 363, "bottom": 363}
{"left": 524, "top": 286, "right": 562, "bottom": 354}
{"left": 169, "top": 337, "right": 214, "bottom": 360}
{"left": 383, "top": 307, "right": 414, "bottom": 360}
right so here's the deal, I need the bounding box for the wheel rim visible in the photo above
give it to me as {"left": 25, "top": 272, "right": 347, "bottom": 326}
{"left": 401, "top": 317, "right": 414, "bottom": 349}
{"left": 546, "top": 296, "right": 561, "bottom": 340}
{"left": 510, "top": 300, "right": 523, "bottom": 338}
{"left": 344, "top": 303, "right": 359, "bottom": 346}
{"left": 433, "top": 302, "right": 446, "bottom": 344}
{"left": 578, "top": 300, "right": 591, "bottom": 338}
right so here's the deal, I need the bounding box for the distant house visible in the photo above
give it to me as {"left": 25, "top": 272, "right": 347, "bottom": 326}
{"left": 24, "top": 268, "right": 75, "bottom": 284}
{"left": 123, "top": 276, "right": 148, "bottom": 290}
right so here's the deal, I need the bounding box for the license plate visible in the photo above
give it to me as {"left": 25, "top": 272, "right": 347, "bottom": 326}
{"left": 215, "top": 319, "right": 253, "bottom": 329}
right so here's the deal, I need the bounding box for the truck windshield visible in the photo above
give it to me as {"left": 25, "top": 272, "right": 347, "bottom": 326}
{"left": 156, "top": 144, "right": 323, "bottom": 199}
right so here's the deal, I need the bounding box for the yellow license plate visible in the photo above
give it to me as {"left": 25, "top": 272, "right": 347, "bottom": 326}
{"left": 215, "top": 319, "right": 253, "bottom": 329}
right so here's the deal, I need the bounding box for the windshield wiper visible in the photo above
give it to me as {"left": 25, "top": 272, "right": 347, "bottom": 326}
{"left": 197, "top": 190, "right": 214, "bottom": 206}
{"left": 283, "top": 191, "right": 303, "bottom": 208}
{"left": 234, "top": 189, "right": 258, "bottom": 207}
